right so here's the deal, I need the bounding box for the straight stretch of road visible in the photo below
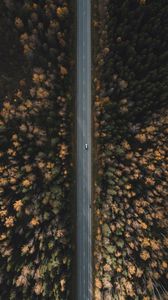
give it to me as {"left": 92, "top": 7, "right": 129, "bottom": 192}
{"left": 76, "top": 0, "right": 92, "bottom": 299}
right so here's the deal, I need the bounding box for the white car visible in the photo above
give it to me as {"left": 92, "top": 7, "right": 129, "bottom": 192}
{"left": 85, "top": 144, "right": 88, "bottom": 150}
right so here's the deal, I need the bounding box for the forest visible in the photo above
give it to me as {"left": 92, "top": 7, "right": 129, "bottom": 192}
{"left": 0, "top": 0, "right": 74, "bottom": 299}
{"left": 0, "top": 0, "right": 168, "bottom": 299}
{"left": 93, "top": 0, "right": 168, "bottom": 299}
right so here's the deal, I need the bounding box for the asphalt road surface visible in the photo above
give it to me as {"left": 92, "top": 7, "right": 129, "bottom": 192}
{"left": 76, "top": 0, "right": 92, "bottom": 299}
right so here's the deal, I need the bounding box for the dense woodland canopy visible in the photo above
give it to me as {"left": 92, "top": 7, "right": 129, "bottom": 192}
{"left": 0, "top": 0, "right": 168, "bottom": 299}
{"left": 93, "top": 0, "right": 168, "bottom": 299}
{"left": 0, "top": 0, "right": 74, "bottom": 299}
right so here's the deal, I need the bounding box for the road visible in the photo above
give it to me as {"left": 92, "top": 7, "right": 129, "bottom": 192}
{"left": 76, "top": 0, "right": 92, "bottom": 299}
